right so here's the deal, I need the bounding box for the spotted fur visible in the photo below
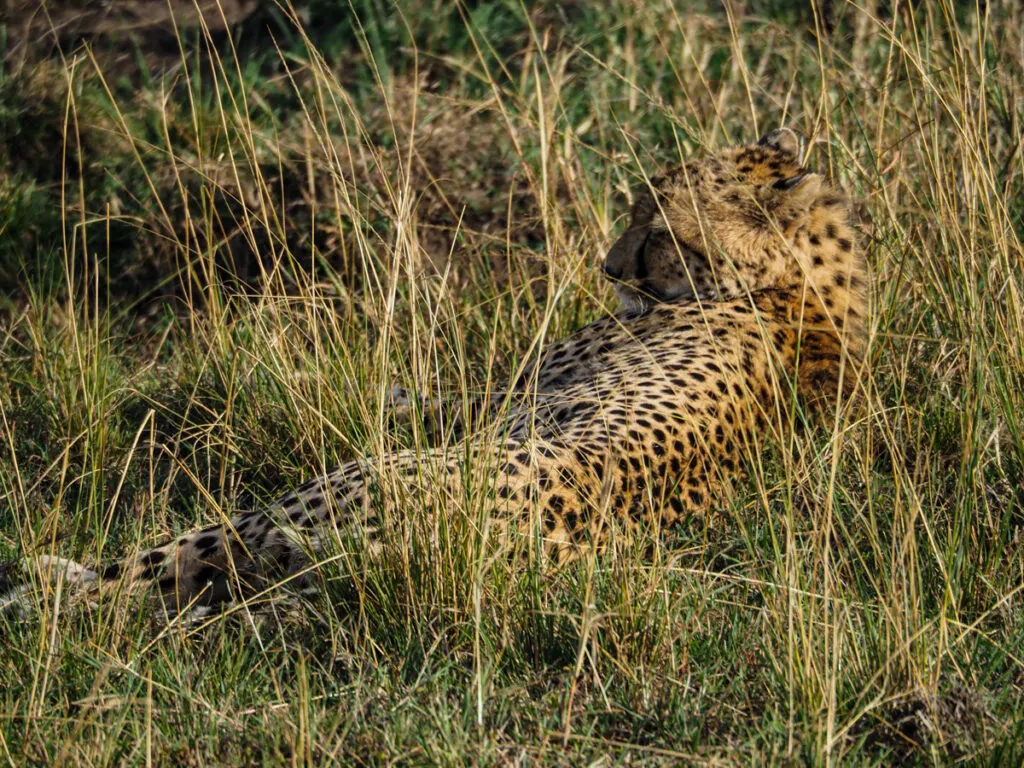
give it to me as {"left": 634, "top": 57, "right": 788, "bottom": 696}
{"left": 6, "top": 128, "right": 867, "bottom": 616}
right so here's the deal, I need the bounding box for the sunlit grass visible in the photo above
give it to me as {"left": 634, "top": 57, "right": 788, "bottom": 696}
{"left": 1, "top": 0, "right": 1022, "bottom": 763}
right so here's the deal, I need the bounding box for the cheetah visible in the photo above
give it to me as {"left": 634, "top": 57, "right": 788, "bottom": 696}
{"left": 4, "top": 128, "right": 866, "bottom": 617}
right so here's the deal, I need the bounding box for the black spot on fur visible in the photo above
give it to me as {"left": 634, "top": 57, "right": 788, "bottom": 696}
{"left": 140, "top": 550, "right": 165, "bottom": 567}
{"left": 138, "top": 550, "right": 166, "bottom": 579}
{"left": 101, "top": 563, "right": 121, "bottom": 581}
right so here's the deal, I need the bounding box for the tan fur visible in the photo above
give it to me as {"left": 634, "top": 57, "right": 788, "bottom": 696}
{"left": 8, "top": 128, "right": 867, "bottom": 617}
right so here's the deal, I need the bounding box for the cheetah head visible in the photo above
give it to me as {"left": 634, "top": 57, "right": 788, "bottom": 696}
{"left": 604, "top": 128, "right": 857, "bottom": 313}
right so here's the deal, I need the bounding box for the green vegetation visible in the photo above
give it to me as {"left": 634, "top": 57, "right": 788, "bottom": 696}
{"left": 1, "top": 0, "right": 1022, "bottom": 763}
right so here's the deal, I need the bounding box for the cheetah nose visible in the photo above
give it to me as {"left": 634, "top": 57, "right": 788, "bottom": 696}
{"left": 603, "top": 261, "right": 622, "bottom": 280}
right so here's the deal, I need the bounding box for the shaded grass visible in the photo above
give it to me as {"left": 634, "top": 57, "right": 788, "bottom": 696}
{"left": 2, "top": 0, "right": 1023, "bottom": 764}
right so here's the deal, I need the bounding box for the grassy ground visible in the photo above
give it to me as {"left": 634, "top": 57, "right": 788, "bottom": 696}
{"left": 1, "top": 0, "right": 1022, "bottom": 763}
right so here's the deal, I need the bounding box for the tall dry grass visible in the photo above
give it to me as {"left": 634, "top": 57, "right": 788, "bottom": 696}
{"left": 1, "top": 0, "right": 1022, "bottom": 763}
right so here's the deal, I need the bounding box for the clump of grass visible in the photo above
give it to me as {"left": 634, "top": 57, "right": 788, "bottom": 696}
{"left": 1, "top": 0, "right": 1022, "bottom": 763}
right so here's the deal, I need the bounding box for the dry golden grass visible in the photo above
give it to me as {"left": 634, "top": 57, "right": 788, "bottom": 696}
{"left": 1, "top": 1, "right": 1022, "bottom": 763}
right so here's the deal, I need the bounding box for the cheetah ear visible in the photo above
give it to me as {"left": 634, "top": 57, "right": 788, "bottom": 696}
{"left": 771, "top": 171, "right": 825, "bottom": 211}
{"left": 772, "top": 172, "right": 812, "bottom": 191}
{"left": 758, "top": 127, "right": 805, "bottom": 164}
